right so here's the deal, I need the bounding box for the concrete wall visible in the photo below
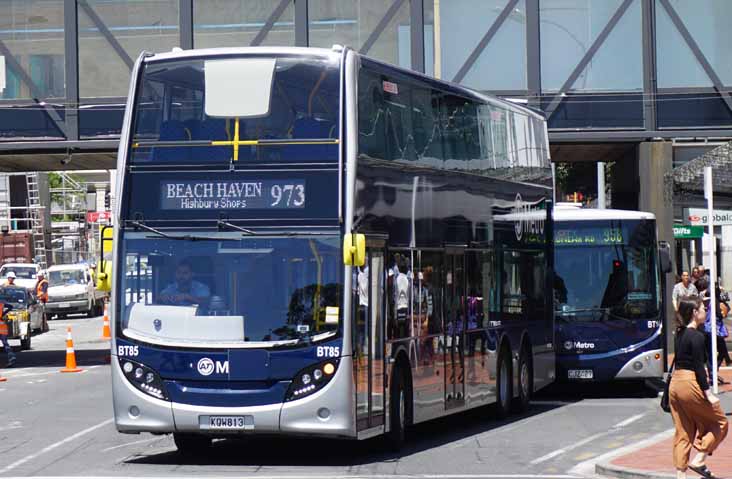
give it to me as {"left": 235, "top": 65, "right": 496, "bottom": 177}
{"left": 638, "top": 141, "right": 675, "bottom": 355}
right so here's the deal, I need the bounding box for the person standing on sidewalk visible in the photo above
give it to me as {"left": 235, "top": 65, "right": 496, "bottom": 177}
{"left": 670, "top": 296, "right": 729, "bottom": 479}
{"left": 673, "top": 272, "right": 698, "bottom": 311}
{"left": 695, "top": 278, "right": 730, "bottom": 385}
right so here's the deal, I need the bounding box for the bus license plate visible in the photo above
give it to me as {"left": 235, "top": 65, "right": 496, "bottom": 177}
{"left": 58, "top": 302, "right": 71, "bottom": 308}
{"left": 203, "top": 415, "right": 253, "bottom": 430}
{"left": 568, "top": 369, "right": 593, "bottom": 379}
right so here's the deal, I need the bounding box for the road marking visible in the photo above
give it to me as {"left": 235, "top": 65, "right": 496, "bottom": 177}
{"left": 0, "top": 418, "right": 113, "bottom": 475}
{"left": 529, "top": 413, "right": 647, "bottom": 465}
{"left": 531, "top": 400, "right": 648, "bottom": 408}
{"left": 0, "top": 421, "right": 22, "bottom": 431}
{"left": 611, "top": 413, "right": 645, "bottom": 429}
{"left": 2, "top": 364, "right": 105, "bottom": 379}
{"left": 569, "top": 428, "right": 674, "bottom": 477}
{"left": 1, "top": 476, "right": 579, "bottom": 479}
{"left": 101, "top": 436, "right": 164, "bottom": 452}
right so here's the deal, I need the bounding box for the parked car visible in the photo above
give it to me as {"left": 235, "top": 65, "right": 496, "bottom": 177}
{"left": 0, "top": 285, "right": 43, "bottom": 349}
{"left": 45, "top": 264, "right": 104, "bottom": 318}
{"left": 0, "top": 263, "right": 41, "bottom": 290}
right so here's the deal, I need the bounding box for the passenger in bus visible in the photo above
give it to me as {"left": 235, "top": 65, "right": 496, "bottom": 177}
{"left": 159, "top": 260, "right": 210, "bottom": 307}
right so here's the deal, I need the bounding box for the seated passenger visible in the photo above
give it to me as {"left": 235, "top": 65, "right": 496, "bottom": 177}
{"left": 159, "top": 260, "right": 210, "bottom": 306}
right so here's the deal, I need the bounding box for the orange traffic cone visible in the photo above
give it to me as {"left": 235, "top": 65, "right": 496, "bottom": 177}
{"left": 60, "top": 326, "right": 83, "bottom": 373}
{"left": 101, "top": 303, "right": 111, "bottom": 340}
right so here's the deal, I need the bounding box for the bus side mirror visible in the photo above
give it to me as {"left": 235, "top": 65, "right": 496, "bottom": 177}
{"left": 343, "top": 233, "right": 366, "bottom": 266}
{"left": 658, "top": 241, "right": 672, "bottom": 274}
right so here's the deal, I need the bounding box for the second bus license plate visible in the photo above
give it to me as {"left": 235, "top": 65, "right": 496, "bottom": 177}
{"left": 202, "top": 415, "right": 254, "bottom": 430}
{"left": 567, "top": 369, "right": 593, "bottom": 379}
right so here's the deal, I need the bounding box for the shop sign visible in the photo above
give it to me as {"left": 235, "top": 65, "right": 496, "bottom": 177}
{"left": 86, "top": 211, "right": 111, "bottom": 223}
{"left": 685, "top": 207, "right": 732, "bottom": 226}
{"left": 673, "top": 225, "right": 704, "bottom": 239}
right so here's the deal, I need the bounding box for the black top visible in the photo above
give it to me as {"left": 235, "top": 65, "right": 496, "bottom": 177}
{"left": 675, "top": 327, "right": 709, "bottom": 391}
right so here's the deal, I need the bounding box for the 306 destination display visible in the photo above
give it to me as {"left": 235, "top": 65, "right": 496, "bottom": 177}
{"left": 555, "top": 227, "right": 624, "bottom": 246}
{"left": 160, "top": 180, "right": 306, "bottom": 210}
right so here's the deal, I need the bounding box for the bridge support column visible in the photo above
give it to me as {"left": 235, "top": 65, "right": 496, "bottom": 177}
{"left": 638, "top": 141, "right": 675, "bottom": 355}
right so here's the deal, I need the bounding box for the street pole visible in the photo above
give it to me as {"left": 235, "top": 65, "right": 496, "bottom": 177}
{"left": 597, "top": 162, "right": 605, "bottom": 209}
{"left": 705, "top": 166, "right": 718, "bottom": 394}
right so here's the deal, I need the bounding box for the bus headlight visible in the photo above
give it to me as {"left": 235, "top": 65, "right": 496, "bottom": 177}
{"left": 119, "top": 358, "right": 169, "bottom": 401}
{"left": 285, "top": 359, "right": 340, "bottom": 401}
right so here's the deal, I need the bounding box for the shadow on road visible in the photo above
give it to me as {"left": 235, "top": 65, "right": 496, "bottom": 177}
{"left": 2, "top": 348, "right": 110, "bottom": 369}
{"left": 125, "top": 402, "right": 564, "bottom": 467}
{"left": 537, "top": 379, "right": 661, "bottom": 399}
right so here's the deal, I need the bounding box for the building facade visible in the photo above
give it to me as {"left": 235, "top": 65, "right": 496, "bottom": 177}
{"left": 0, "top": 0, "right": 729, "bottom": 270}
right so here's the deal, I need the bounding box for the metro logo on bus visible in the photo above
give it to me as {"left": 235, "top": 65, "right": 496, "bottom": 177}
{"left": 512, "top": 193, "right": 545, "bottom": 241}
{"left": 196, "top": 357, "right": 229, "bottom": 376}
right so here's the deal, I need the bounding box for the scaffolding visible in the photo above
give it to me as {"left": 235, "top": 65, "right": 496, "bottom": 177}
{"left": 49, "top": 172, "right": 88, "bottom": 265}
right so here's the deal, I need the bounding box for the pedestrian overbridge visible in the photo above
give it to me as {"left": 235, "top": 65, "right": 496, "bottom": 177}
{"left": 0, "top": 140, "right": 118, "bottom": 172}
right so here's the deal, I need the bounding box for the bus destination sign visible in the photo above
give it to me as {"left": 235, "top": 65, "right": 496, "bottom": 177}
{"left": 160, "top": 180, "right": 306, "bottom": 210}
{"left": 555, "top": 228, "right": 624, "bottom": 246}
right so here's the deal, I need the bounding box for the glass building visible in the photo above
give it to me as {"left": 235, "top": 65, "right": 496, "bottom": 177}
{"left": 0, "top": 0, "right": 729, "bottom": 251}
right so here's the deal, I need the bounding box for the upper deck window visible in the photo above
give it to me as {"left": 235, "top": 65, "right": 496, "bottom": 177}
{"left": 130, "top": 54, "right": 341, "bottom": 165}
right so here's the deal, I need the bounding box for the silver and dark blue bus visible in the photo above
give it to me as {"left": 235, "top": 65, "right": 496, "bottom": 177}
{"left": 111, "top": 46, "right": 554, "bottom": 452}
{"left": 553, "top": 204, "right": 671, "bottom": 383}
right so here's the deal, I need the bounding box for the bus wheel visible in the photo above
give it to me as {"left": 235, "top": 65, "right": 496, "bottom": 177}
{"left": 20, "top": 334, "right": 31, "bottom": 351}
{"left": 386, "top": 366, "right": 408, "bottom": 451}
{"left": 495, "top": 348, "right": 512, "bottom": 418}
{"left": 173, "top": 433, "right": 212, "bottom": 454}
{"left": 513, "top": 347, "right": 532, "bottom": 413}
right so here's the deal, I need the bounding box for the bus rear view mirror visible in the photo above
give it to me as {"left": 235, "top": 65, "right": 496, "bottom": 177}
{"left": 343, "top": 234, "right": 365, "bottom": 267}
{"left": 204, "top": 58, "right": 275, "bottom": 118}
{"left": 658, "top": 241, "right": 672, "bottom": 274}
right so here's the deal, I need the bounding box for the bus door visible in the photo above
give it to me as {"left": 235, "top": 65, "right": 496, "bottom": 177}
{"left": 445, "top": 249, "right": 466, "bottom": 408}
{"left": 353, "top": 239, "right": 386, "bottom": 431}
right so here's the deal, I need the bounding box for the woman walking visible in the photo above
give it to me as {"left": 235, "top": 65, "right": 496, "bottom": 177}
{"left": 670, "top": 296, "right": 729, "bottom": 479}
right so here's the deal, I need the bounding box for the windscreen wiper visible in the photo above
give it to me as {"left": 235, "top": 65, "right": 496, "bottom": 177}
{"left": 127, "top": 220, "right": 237, "bottom": 242}
{"left": 217, "top": 220, "right": 257, "bottom": 236}
{"left": 216, "top": 220, "right": 335, "bottom": 237}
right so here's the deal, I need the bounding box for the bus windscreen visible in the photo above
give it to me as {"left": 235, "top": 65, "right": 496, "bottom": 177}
{"left": 554, "top": 220, "right": 659, "bottom": 320}
{"left": 130, "top": 54, "right": 340, "bottom": 165}
{"left": 118, "top": 233, "right": 342, "bottom": 347}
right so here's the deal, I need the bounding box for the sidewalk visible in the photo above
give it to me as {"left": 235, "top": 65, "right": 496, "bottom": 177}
{"left": 597, "top": 368, "right": 732, "bottom": 479}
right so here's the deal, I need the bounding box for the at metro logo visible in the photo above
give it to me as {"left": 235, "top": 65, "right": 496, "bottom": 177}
{"left": 573, "top": 341, "right": 595, "bottom": 349}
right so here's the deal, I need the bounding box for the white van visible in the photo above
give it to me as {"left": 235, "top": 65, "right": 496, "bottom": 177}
{"left": 45, "top": 264, "right": 104, "bottom": 318}
{"left": 0, "top": 263, "right": 42, "bottom": 290}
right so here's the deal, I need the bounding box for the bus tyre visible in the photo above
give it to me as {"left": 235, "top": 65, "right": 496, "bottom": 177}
{"left": 495, "top": 348, "right": 512, "bottom": 419}
{"left": 20, "top": 334, "right": 31, "bottom": 351}
{"left": 173, "top": 433, "right": 212, "bottom": 454}
{"left": 513, "top": 347, "right": 532, "bottom": 413}
{"left": 386, "top": 366, "right": 408, "bottom": 451}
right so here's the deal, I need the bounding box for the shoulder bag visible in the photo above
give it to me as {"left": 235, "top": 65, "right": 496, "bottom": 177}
{"left": 660, "top": 357, "right": 675, "bottom": 413}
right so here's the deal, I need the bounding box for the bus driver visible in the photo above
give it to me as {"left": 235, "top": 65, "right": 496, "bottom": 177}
{"left": 159, "top": 260, "right": 210, "bottom": 307}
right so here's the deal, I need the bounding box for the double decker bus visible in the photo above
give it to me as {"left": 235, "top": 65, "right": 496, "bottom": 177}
{"left": 111, "top": 45, "right": 554, "bottom": 452}
{"left": 553, "top": 204, "right": 672, "bottom": 382}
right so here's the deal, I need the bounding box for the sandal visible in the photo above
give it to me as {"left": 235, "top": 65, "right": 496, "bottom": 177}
{"left": 689, "top": 464, "right": 718, "bottom": 479}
